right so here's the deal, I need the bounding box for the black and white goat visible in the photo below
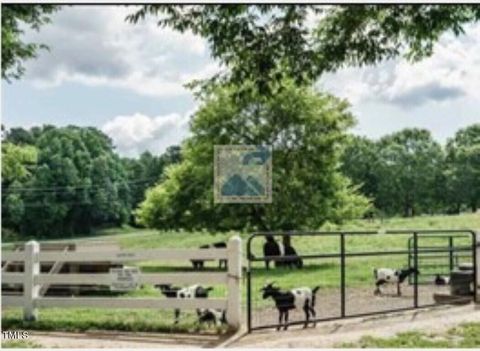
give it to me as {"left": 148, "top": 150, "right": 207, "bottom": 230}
{"left": 191, "top": 242, "right": 227, "bottom": 270}
{"left": 157, "top": 284, "right": 213, "bottom": 323}
{"left": 197, "top": 309, "right": 226, "bottom": 327}
{"left": 434, "top": 274, "right": 450, "bottom": 285}
{"left": 261, "top": 283, "right": 320, "bottom": 330}
{"left": 373, "top": 268, "right": 420, "bottom": 296}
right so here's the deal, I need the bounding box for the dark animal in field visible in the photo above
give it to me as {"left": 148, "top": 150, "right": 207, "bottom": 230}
{"left": 263, "top": 235, "right": 281, "bottom": 269}
{"left": 434, "top": 274, "right": 450, "bottom": 285}
{"left": 198, "top": 309, "right": 226, "bottom": 327}
{"left": 374, "top": 268, "right": 420, "bottom": 296}
{"left": 261, "top": 282, "right": 320, "bottom": 331}
{"left": 157, "top": 284, "right": 213, "bottom": 323}
{"left": 191, "top": 242, "right": 227, "bottom": 270}
{"left": 279, "top": 235, "right": 303, "bottom": 269}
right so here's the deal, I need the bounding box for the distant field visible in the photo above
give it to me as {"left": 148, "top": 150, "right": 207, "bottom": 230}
{"left": 2, "top": 213, "right": 478, "bottom": 333}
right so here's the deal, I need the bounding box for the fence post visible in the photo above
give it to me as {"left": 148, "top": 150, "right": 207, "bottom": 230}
{"left": 24, "top": 240, "right": 40, "bottom": 321}
{"left": 476, "top": 231, "right": 479, "bottom": 303}
{"left": 226, "top": 235, "right": 242, "bottom": 329}
{"left": 413, "top": 232, "right": 419, "bottom": 308}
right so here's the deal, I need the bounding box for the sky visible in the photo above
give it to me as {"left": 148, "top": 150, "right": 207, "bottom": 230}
{"left": 2, "top": 5, "right": 479, "bottom": 157}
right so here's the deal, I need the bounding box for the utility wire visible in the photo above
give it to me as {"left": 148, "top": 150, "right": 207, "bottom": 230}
{"left": 1, "top": 176, "right": 159, "bottom": 194}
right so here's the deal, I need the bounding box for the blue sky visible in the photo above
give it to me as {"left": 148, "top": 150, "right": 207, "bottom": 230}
{"left": 2, "top": 5, "right": 479, "bottom": 157}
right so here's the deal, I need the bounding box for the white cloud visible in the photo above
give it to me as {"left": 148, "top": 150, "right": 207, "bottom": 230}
{"left": 101, "top": 111, "right": 192, "bottom": 157}
{"left": 319, "top": 23, "right": 480, "bottom": 108}
{"left": 22, "top": 5, "right": 218, "bottom": 97}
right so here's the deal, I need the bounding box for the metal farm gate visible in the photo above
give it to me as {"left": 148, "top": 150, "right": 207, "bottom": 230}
{"left": 407, "top": 234, "right": 473, "bottom": 285}
{"left": 246, "top": 229, "right": 477, "bottom": 332}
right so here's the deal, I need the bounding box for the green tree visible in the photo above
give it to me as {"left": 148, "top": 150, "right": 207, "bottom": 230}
{"left": 128, "top": 5, "right": 480, "bottom": 96}
{"left": 2, "top": 4, "right": 59, "bottom": 81}
{"left": 340, "top": 135, "right": 379, "bottom": 202}
{"left": 1, "top": 142, "right": 38, "bottom": 184}
{"left": 2, "top": 126, "right": 132, "bottom": 237}
{"left": 136, "top": 82, "right": 369, "bottom": 231}
{"left": 445, "top": 124, "right": 480, "bottom": 213}
{"left": 1, "top": 143, "right": 38, "bottom": 231}
{"left": 122, "top": 146, "right": 182, "bottom": 224}
{"left": 375, "top": 129, "right": 444, "bottom": 217}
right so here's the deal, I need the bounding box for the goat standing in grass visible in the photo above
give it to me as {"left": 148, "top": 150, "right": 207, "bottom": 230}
{"left": 261, "top": 283, "right": 320, "bottom": 330}
{"left": 157, "top": 284, "right": 213, "bottom": 324}
{"left": 373, "top": 268, "right": 420, "bottom": 296}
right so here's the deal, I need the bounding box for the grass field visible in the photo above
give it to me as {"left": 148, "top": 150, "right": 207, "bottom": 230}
{"left": 339, "top": 322, "right": 480, "bottom": 348}
{"left": 0, "top": 340, "right": 43, "bottom": 349}
{"left": 2, "top": 213, "right": 479, "bottom": 334}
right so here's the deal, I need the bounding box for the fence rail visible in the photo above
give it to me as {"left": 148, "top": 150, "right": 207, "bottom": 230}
{"left": 37, "top": 248, "right": 228, "bottom": 263}
{"left": 1, "top": 236, "right": 242, "bottom": 329}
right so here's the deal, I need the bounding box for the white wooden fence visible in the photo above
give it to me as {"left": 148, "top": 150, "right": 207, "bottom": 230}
{"left": 1, "top": 236, "right": 242, "bottom": 329}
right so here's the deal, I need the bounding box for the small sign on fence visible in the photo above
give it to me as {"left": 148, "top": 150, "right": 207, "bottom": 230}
{"left": 109, "top": 267, "right": 141, "bottom": 291}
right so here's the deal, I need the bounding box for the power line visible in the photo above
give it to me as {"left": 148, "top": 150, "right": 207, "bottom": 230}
{"left": 1, "top": 176, "right": 159, "bottom": 194}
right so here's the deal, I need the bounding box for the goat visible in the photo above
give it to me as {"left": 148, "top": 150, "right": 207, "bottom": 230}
{"left": 434, "top": 274, "right": 450, "bottom": 286}
{"left": 197, "top": 309, "right": 226, "bottom": 327}
{"left": 157, "top": 284, "right": 213, "bottom": 323}
{"left": 261, "top": 282, "right": 320, "bottom": 330}
{"left": 279, "top": 235, "right": 303, "bottom": 269}
{"left": 263, "top": 235, "right": 281, "bottom": 269}
{"left": 191, "top": 242, "right": 227, "bottom": 270}
{"left": 374, "top": 267, "right": 420, "bottom": 296}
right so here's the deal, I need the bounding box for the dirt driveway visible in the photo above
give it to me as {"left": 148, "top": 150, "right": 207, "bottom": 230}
{"left": 232, "top": 303, "right": 480, "bottom": 348}
{"left": 11, "top": 330, "right": 231, "bottom": 348}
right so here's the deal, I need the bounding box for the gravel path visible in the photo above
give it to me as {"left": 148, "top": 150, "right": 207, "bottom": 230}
{"left": 234, "top": 303, "right": 480, "bottom": 348}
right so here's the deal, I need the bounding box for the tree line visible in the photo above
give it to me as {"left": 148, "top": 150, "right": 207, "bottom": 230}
{"left": 1, "top": 125, "right": 181, "bottom": 239}
{"left": 2, "top": 120, "right": 478, "bottom": 239}
{"left": 341, "top": 125, "right": 480, "bottom": 218}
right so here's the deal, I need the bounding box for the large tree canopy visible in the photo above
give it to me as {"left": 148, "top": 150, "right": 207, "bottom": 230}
{"left": 375, "top": 129, "right": 444, "bottom": 217}
{"left": 340, "top": 136, "right": 379, "bottom": 203}
{"left": 1, "top": 4, "right": 59, "bottom": 81}
{"left": 445, "top": 124, "right": 480, "bottom": 213}
{"left": 2, "top": 126, "right": 131, "bottom": 237}
{"left": 136, "top": 82, "right": 370, "bottom": 231}
{"left": 128, "top": 5, "right": 480, "bottom": 96}
{"left": 341, "top": 129, "right": 449, "bottom": 217}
